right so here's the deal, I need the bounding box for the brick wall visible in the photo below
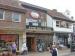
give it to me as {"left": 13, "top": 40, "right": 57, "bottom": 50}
{"left": 0, "top": 10, "right": 26, "bottom": 31}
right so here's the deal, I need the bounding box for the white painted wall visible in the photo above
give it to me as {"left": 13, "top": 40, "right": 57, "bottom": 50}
{"left": 46, "top": 14, "right": 53, "bottom": 27}
{"left": 53, "top": 19, "right": 73, "bottom": 33}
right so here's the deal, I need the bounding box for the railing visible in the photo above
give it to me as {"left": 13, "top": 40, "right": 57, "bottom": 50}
{"left": 26, "top": 25, "right": 53, "bottom": 31}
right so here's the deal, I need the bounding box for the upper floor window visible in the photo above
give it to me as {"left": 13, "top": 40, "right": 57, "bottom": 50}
{"left": 66, "top": 23, "right": 69, "bottom": 28}
{"left": 12, "top": 12, "right": 21, "bottom": 22}
{"left": 0, "top": 9, "right": 5, "bottom": 20}
{"left": 67, "top": 23, "right": 72, "bottom": 28}
{"left": 60, "top": 21, "right": 66, "bottom": 27}
{"left": 56, "top": 20, "right": 60, "bottom": 27}
{"left": 56, "top": 20, "right": 71, "bottom": 28}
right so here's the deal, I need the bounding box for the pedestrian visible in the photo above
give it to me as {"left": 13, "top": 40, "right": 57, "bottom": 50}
{"left": 11, "top": 42, "right": 17, "bottom": 56}
{"left": 50, "top": 43, "right": 58, "bottom": 56}
{"left": 6, "top": 43, "right": 12, "bottom": 56}
{"left": 21, "top": 42, "right": 28, "bottom": 55}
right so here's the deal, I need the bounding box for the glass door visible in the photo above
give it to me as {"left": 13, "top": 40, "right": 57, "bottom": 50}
{"left": 37, "top": 39, "right": 45, "bottom": 52}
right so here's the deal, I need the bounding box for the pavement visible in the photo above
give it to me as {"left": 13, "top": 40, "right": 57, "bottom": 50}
{"left": 17, "top": 49, "right": 75, "bottom": 56}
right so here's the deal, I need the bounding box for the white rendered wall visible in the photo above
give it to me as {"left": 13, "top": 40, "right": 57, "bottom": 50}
{"left": 53, "top": 19, "right": 73, "bottom": 33}
{"left": 46, "top": 14, "right": 53, "bottom": 28}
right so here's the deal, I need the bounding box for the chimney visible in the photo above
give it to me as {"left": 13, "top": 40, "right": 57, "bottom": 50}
{"left": 52, "top": 9, "right": 57, "bottom": 12}
{"left": 65, "top": 10, "right": 70, "bottom": 15}
{"left": 71, "top": 16, "right": 74, "bottom": 19}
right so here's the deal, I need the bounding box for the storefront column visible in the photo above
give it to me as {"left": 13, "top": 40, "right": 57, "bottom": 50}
{"left": 35, "top": 37, "right": 37, "bottom": 52}
{"left": 19, "top": 32, "right": 26, "bottom": 51}
{"left": 22, "top": 32, "right": 26, "bottom": 43}
{"left": 53, "top": 33, "right": 57, "bottom": 43}
{"left": 19, "top": 34, "right": 23, "bottom": 51}
{"left": 68, "top": 34, "right": 71, "bottom": 45}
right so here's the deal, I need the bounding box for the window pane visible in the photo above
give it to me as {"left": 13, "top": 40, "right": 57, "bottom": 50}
{"left": 56, "top": 21, "right": 59, "bottom": 24}
{"left": 60, "top": 21, "right": 66, "bottom": 27}
{"left": 56, "top": 21, "right": 60, "bottom": 27}
{"left": 66, "top": 23, "right": 69, "bottom": 28}
{"left": 0, "top": 10, "right": 4, "bottom": 19}
{"left": 12, "top": 12, "right": 20, "bottom": 22}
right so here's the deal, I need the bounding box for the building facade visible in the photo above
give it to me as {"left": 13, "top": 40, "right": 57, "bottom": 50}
{"left": 0, "top": 0, "right": 74, "bottom": 52}
{"left": 0, "top": 0, "right": 26, "bottom": 51}
{"left": 48, "top": 10, "right": 74, "bottom": 48}
{"left": 21, "top": 2, "right": 53, "bottom": 52}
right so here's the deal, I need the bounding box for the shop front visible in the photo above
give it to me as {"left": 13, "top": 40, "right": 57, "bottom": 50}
{"left": 0, "top": 34, "right": 19, "bottom": 50}
{"left": 26, "top": 33, "right": 53, "bottom": 52}
{"left": 55, "top": 33, "right": 69, "bottom": 47}
{"left": 0, "top": 30, "right": 25, "bottom": 52}
{"left": 26, "top": 37, "right": 36, "bottom": 52}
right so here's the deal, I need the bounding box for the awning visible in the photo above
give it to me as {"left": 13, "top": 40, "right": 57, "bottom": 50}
{"left": 0, "top": 35, "right": 17, "bottom": 42}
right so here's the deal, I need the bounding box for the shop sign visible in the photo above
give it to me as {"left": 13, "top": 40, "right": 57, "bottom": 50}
{"left": 30, "top": 11, "right": 40, "bottom": 19}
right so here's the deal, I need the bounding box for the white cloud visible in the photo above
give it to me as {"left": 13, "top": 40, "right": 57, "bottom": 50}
{"left": 20, "top": 0, "right": 75, "bottom": 19}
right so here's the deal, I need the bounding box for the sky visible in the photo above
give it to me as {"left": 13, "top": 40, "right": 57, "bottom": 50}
{"left": 20, "top": 0, "right": 75, "bottom": 19}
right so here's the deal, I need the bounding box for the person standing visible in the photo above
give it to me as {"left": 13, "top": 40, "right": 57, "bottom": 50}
{"left": 21, "top": 42, "right": 28, "bottom": 55}
{"left": 11, "top": 42, "right": 17, "bottom": 56}
{"left": 50, "top": 44, "right": 58, "bottom": 56}
{"left": 6, "top": 43, "right": 12, "bottom": 56}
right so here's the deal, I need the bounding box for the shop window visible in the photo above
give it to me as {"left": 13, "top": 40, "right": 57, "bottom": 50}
{"left": 0, "top": 34, "right": 19, "bottom": 50}
{"left": 0, "top": 40, "right": 6, "bottom": 48}
{"left": 37, "top": 39, "right": 45, "bottom": 51}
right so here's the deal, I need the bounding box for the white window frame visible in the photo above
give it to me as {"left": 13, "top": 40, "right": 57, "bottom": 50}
{"left": 0, "top": 9, "right": 5, "bottom": 20}
{"left": 66, "top": 22, "right": 72, "bottom": 28}
{"left": 12, "top": 12, "right": 21, "bottom": 22}
{"left": 56, "top": 20, "right": 60, "bottom": 27}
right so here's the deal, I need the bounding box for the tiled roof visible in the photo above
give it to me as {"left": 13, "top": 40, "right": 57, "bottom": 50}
{"left": 20, "top": 1, "right": 49, "bottom": 12}
{"left": 47, "top": 10, "right": 75, "bottom": 22}
{"left": 0, "top": 0, "right": 26, "bottom": 13}
{"left": 21, "top": 1, "right": 74, "bottom": 22}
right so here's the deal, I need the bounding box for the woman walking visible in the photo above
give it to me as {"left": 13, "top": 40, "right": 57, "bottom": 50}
{"left": 11, "top": 42, "right": 17, "bottom": 56}
{"left": 50, "top": 44, "right": 58, "bottom": 56}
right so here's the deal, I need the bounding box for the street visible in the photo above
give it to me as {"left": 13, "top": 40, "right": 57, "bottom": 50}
{"left": 17, "top": 49, "right": 75, "bottom": 56}
{"left": 64, "top": 52, "right": 75, "bottom": 56}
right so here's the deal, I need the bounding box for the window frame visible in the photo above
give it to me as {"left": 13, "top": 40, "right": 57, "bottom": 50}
{"left": 60, "top": 21, "right": 66, "bottom": 28}
{"left": 12, "top": 12, "right": 21, "bottom": 22}
{"left": 56, "top": 20, "right": 60, "bottom": 27}
{"left": 56, "top": 20, "right": 72, "bottom": 28}
{"left": 66, "top": 22, "right": 72, "bottom": 28}
{"left": 0, "top": 9, "right": 5, "bottom": 20}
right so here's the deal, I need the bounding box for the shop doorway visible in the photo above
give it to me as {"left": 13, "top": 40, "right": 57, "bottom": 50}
{"left": 26, "top": 37, "right": 36, "bottom": 52}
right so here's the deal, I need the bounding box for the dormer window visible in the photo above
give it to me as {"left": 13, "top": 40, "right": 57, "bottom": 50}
{"left": 0, "top": 9, "right": 5, "bottom": 20}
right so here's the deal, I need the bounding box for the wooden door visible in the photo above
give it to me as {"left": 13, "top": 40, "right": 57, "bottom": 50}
{"left": 31, "top": 37, "right": 36, "bottom": 51}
